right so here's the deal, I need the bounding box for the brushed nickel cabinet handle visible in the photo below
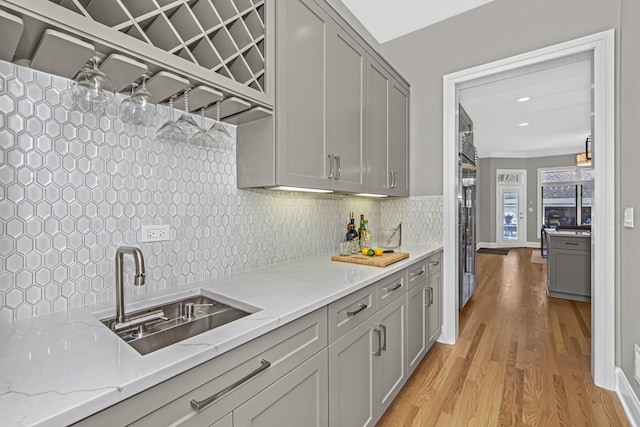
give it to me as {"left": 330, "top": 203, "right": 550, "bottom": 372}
{"left": 190, "top": 359, "right": 271, "bottom": 411}
{"left": 427, "top": 287, "right": 434, "bottom": 306}
{"left": 327, "top": 154, "right": 335, "bottom": 179}
{"left": 392, "top": 171, "right": 397, "bottom": 188}
{"left": 335, "top": 155, "right": 341, "bottom": 179}
{"left": 346, "top": 303, "right": 368, "bottom": 317}
{"left": 387, "top": 171, "right": 393, "bottom": 188}
{"left": 385, "top": 283, "right": 402, "bottom": 292}
{"left": 429, "top": 260, "right": 440, "bottom": 266}
{"left": 373, "top": 328, "right": 382, "bottom": 356}
{"left": 380, "top": 324, "right": 387, "bottom": 351}
{"left": 410, "top": 269, "right": 425, "bottom": 277}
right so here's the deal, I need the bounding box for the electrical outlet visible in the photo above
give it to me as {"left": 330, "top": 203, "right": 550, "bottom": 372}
{"left": 141, "top": 225, "right": 171, "bottom": 242}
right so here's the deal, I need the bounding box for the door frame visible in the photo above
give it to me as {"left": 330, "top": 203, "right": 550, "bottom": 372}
{"left": 442, "top": 30, "right": 615, "bottom": 389}
{"left": 496, "top": 181, "right": 527, "bottom": 247}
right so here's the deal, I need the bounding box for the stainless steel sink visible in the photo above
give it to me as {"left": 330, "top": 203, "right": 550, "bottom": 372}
{"left": 101, "top": 294, "right": 250, "bottom": 355}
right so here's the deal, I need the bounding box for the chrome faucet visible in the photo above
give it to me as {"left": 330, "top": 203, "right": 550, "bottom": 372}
{"left": 115, "top": 246, "right": 146, "bottom": 324}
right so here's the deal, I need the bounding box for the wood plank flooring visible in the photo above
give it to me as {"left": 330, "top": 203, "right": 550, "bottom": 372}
{"left": 377, "top": 247, "right": 628, "bottom": 427}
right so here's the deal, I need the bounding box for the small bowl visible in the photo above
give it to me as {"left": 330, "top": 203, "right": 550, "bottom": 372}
{"left": 376, "top": 224, "right": 402, "bottom": 249}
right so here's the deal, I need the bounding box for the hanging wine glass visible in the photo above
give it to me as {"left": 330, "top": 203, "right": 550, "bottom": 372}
{"left": 71, "top": 56, "right": 115, "bottom": 114}
{"left": 129, "top": 74, "right": 156, "bottom": 126}
{"left": 119, "top": 82, "right": 138, "bottom": 123}
{"left": 208, "top": 100, "right": 231, "bottom": 147}
{"left": 156, "top": 95, "right": 186, "bottom": 143}
{"left": 191, "top": 108, "right": 215, "bottom": 147}
{"left": 174, "top": 88, "right": 201, "bottom": 140}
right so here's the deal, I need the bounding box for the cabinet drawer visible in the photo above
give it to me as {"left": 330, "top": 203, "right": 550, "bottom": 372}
{"left": 427, "top": 252, "right": 442, "bottom": 276}
{"left": 407, "top": 260, "right": 427, "bottom": 289}
{"left": 76, "top": 308, "right": 327, "bottom": 427}
{"left": 549, "top": 237, "right": 590, "bottom": 251}
{"left": 376, "top": 269, "right": 406, "bottom": 308}
{"left": 328, "top": 285, "right": 376, "bottom": 343}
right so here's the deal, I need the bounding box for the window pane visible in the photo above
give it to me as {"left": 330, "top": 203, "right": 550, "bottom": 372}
{"left": 580, "top": 169, "right": 594, "bottom": 181}
{"left": 581, "top": 182, "right": 593, "bottom": 224}
{"left": 541, "top": 170, "right": 578, "bottom": 183}
{"left": 542, "top": 185, "right": 577, "bottom": 226}
{"left": 503, "top": 191, "right": 519, "bottom": 240}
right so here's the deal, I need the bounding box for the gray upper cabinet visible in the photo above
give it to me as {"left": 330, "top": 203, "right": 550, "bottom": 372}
{"left": 274, "top": 0, "right": 332, "bottom": 189}
{"left": 330, "top": 27, "right": 366, "bottom": 192}
{"left": 365, "top": 57, "right": 409, "bottom": 197}
{"left": 237, "top": 0, "right": 408, "bottom": 195}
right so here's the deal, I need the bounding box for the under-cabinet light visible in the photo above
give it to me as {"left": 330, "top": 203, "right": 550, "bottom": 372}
{"left": 517, "top": 97, "right": 530, "bottom": 102}
{"left": 518, "top": 122, "right": 529, "bottom": 127}
{"left": 268, "top": 186, "right": 333, "bottom": 194}
{"left": 355, "top": 193, "right": 388, "bottom": 198}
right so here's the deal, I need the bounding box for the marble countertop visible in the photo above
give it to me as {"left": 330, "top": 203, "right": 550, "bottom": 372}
{"left": 0, "top": 245, "right": 442, "bottom": 426}
{"left": 545, "top": 229, "right": 592, "bottom": 238}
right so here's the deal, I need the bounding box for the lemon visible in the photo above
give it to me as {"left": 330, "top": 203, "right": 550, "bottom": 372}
{"left": 361, "top": 247, "right": 369, "bottom": 256}
{"left": 367, "top": 249, "right": 375, "bottom": 257}
{"left": 374, "top": 248, "right": 383, "bottom": 256}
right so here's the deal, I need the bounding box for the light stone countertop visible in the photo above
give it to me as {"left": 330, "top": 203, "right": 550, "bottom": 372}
{"left": 0, "top": 245, "right": 442, "bottom": 426}
{"left": 545, "top": 229, "right": 592, "bottom": 238}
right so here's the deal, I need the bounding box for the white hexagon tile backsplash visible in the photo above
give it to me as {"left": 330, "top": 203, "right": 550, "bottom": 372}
{"left": 0, "top": 60, "right": 442, "bottom": 322}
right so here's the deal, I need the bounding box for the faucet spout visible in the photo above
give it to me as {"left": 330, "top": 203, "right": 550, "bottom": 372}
{"left": 115, "top": 246, "right": 146, "bottom": 324}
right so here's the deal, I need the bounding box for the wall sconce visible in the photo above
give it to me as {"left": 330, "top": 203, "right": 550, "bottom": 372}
{"left": 577, "top": 135, "right": 592, "bottom": 167}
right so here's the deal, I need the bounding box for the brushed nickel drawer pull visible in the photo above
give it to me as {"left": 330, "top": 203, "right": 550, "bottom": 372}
{"left": 190, "top": 359, "right": 271, "bottom": 411}
{"left": 385, "top": 283, "right": 402, "bottom": 292}
{"left": 429, "top": 260, "right": 440, "bottom": 266}
{"left": 346, "top": 303, "right": 368, "bottom": 317}
{"left": 410, "top": 269, "right": 425, "bottom": 277}
{"left": 564, "top": 242, "right": 580, "bottom": 246}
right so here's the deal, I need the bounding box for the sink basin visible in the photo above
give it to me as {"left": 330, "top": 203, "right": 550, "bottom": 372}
{"left": 101, "top": 294, "right": 251, "bottom": 355}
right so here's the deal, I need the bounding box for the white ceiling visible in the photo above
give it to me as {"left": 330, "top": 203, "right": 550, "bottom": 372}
{"left": 340, "top": 0, "right": 494, "bottom": 43}
{"left": 459, "top": 54, "right": 593, "bottom": 159}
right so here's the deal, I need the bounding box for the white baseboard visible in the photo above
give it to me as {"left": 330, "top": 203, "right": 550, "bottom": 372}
{"left": 616, "top": 367, "right": 640, "bottom": 427}
{"left": 477, "top": 241, "right": 539, "bottom": 249}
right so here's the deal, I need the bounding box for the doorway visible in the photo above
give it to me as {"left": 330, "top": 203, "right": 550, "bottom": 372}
{"left": 442, "top": 30, "right": 615, "bottom": 389}
{"left": 496, "top": 169, "right": 527, "bottom": 246}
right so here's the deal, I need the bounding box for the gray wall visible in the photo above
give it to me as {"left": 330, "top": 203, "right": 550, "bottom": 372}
{"left": 477, "top": 155, "right": 577, "bottom": 244}
{"left": 381, "top": 0, "right": 620, "bottom": 196}
{"left": 380, "top": 0, "right": 640, "bottom": 398}
{"left": 620, "top": 0, "right": 640, "bottom": 401}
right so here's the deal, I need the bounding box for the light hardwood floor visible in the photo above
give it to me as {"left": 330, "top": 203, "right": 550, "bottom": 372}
{"left": 377, "top": 247, "right": 629, "bottom": 426}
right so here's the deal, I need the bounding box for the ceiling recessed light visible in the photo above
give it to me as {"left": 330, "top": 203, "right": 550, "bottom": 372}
{"left": 517, "top": 97, "right": 530, "bottom": 102}
{"left": 518, "top": 122, "right": 529, "bottom": 127}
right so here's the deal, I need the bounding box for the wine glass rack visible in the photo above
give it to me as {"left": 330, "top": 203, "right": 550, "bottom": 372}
{"left": 49, "top": 0, "right": 267, "bottom": 94}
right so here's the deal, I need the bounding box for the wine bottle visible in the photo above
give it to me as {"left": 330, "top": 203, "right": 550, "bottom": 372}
{"left": 346, "top": 212, "right": 358, "bottom": 241}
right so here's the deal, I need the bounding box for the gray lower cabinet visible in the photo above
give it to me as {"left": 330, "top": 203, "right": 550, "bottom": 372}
{"left": 427, "top": 265, "right": 442, "bottom": 348}
{"left": 76, "top": 254, "right": 443, "bottom": 427}
{"left": 234, "top": 349, "right": 328, "bottom": 427}
{"left": 406, "top": 283, "right": 428, "bottom": 375}
{"left": 74, "top": 308, "right": 327, "bottom": 427}
{"left": 547, "top": 234, "right": 591, "bottom": 302}
{"left": 328, "top": 293, "right": 406, "bottom": 427}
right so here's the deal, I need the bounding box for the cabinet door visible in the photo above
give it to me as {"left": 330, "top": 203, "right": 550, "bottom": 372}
{"left": 211, "top": 414, "right": 233, "bottom": 427}
{"left": 330, "top": 27, "right": 365, "bottom": 192}
{"left": 406, "top": 284, "right": 427, "bottom": 375}
{"left": 234, "top": 349, "right": 328, "bottom": 427}
{"left": 387, "top": 80, "right": 409, "bottom": 196}
{"left": 329, "top": 318, "right": 377, "bottom": 427}
{"left": 365, "top": 57, "right": 390, "bottom": 195}
{"left": 276, "top": 0, "right": 331, "bottom": 188}
{"left": 374, "top": 294, "right": 406, "bottom": 417}
{"left": 427, "top": 270, "right": 442, "bottom": 347}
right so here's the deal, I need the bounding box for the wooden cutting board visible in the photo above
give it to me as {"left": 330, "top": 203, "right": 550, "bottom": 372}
{"left": 331, "top": 252, "right": 409, "bottom": 268}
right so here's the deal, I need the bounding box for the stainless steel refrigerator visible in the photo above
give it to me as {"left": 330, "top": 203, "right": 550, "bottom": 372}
{"left": 459, "top": 105, "right": 477, "bottom": 309}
